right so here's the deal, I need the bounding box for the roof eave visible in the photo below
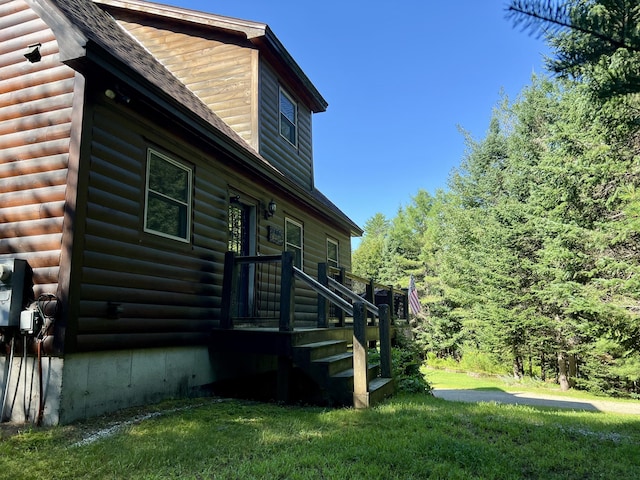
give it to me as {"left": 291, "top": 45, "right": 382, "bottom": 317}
{"left": 250, "top": 26, "right": 328, "bottom": 113}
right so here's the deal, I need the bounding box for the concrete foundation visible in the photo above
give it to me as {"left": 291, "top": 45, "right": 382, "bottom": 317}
{"left": 1, "top": 345, "right": 279, "bottom": 426}
{"left": 57, "top": 346, "right": 219, "bottom": 424}
{"left": 0, "top": 352, "right": 64, "bottom": 426}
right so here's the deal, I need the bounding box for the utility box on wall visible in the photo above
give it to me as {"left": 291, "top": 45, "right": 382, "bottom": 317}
{"left": 0, "top": 259, "right": 32, "bottom": 328}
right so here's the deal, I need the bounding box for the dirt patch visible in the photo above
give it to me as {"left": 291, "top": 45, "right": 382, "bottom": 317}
{"left": 0, "top": 397, "right": 231, "bottom": 443}
{"left": 0, "top": 422, "right": 24, "bottom": 440}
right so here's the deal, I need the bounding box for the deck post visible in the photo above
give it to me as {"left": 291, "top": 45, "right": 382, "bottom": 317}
{"left": 317, "top": 262, "right": 329, "bottom": 328}
{"left": 352, "top": 301, "right": 370, "bottom": 408}
{"left": 279, "top": 251, "right": 295, "bottom": 332}
{"left": 220, "top": 251, "right": 236, "bottom": 329}
{"left": 401, "top": 288, "right": 409, "bottom": 322}
{"left": 379, "top": 304, "right": 392, "bottom": 378}
{"left": 365, "top": 279, "right": 375, "bottom": 325}
{"left": 366, "top": 280, "right": 377, "bottom": 349}
{"left": 336, "top": 267, "right": 346, "bottom": 327}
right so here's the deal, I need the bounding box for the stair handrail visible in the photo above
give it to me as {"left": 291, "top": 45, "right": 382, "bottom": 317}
{"left": 326, "top": 276, "right": 379, "bottom": 316}
{"left": 292, "top": 266, "right": 354, "bottom": 317}
{"left": 330, "top": 267, "right": 391, "bottom": 293}
{"left": 327, "top": 266, "right": 409, "bottom": 321}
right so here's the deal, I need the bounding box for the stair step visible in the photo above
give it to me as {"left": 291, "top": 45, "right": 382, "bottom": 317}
{"left": 291, "top": 328, "right": 354, "bottom": 346}
{"left": 331, "top": 363, "right": 380, "bottom": 380}
{"left": 369, "top": 377, "right": 395, "bottom": 405}
{"left": 288, "top": 327, "right": 396, "bottom": 407}
{"left": 313, "top": 352, "right": 353, "bottom": 376}
{"left": 294, "top": 340, "right": 348, "bottom": 361}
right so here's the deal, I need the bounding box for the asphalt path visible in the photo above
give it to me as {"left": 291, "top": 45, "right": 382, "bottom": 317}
{"left": 432, "top": 388, "right": 640, "bottom": 415}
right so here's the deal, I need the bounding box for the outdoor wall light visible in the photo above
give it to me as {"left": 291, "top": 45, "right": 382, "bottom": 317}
{"left": 265, "top": 199, "right": 277, "bottom": 219}
{"left": 24, "top": 43, "right": 42, "bottom": 63}
{"left": 104, "top": 87, "right": 131, "bottom": 104}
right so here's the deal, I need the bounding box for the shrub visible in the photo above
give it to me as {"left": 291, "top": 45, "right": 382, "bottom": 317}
{"left": 373, "top": 330, "right": 431, "bottom": 394}
{"left": 426, "top": 349, "right": 508, "bottom": 375}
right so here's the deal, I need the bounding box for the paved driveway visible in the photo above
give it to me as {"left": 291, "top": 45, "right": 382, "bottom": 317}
{"left": 432, "top": 389, "right": 640, "bottom": 415}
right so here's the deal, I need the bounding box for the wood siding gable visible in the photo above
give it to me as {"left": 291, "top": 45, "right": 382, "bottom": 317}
{"left": 98, "top": 2, "right": 319, "bottom": 191}
{"left": 111, "top": 12, "right": 260, "bottom": 150}
{"left": 259, "top": 60, "right": 314, "bottom": 189}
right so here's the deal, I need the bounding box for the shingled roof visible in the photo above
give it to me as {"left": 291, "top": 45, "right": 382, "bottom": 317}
{"left": 26, "top": 0, "right": 362, "bottom": 235}
{"left": 40, "top": 0, "right": 257, "bottom": 155}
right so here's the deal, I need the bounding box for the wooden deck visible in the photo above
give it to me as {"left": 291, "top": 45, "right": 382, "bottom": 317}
{"left": 208, "top": 325, "right": 394, "bottom": 407}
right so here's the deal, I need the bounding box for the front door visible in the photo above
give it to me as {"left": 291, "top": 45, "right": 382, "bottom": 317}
{"left": 228, "top": 198, "right": 256, "bottom": 318}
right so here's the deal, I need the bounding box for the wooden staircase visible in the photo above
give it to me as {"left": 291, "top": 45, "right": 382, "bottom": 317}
{"left": 218, "top": 252, "right": 398, "bottom": 408}
{"left": 291, "top": 329, "right": 395, "bottom": 407}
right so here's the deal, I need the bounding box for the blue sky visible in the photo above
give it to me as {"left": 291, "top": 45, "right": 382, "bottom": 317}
{"left": 173, "top": 1, "right": 549, "bottom": 231}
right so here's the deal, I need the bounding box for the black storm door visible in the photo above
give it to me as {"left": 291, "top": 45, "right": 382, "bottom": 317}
{"left": 228, "top": 200, "right": 255, "bottom": 318}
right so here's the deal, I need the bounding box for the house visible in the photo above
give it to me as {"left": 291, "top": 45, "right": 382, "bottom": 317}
{"left": 0, "top": 0, "right": 396, "bottom": 426}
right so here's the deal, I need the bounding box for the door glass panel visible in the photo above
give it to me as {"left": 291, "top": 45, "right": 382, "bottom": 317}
{"left": 228, "top": 203, "right": 249, "bottom": 255}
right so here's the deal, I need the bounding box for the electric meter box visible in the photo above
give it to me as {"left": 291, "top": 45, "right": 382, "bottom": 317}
{"left": 0, "top": 259, "right": 32, "bottom": 328}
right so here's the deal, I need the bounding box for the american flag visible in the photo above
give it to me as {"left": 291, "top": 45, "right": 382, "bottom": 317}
{"left": 408, "top": 275, "right": 421, "bottom": 315}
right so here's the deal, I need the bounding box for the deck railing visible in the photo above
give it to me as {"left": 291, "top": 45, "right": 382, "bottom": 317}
{"left": 319, "top": 265, "right": 409, "bottom": 328}
{"left": 220, "top": 251, "right": 408, "bottom": 332}
{"left": 220, "top": 250, "right": 397, "bottom": 406}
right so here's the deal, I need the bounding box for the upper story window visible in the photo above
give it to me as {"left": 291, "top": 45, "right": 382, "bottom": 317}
{"left": 285, "top": 218, "right": 303, "bottom": 270}
{"left": 279, "top": 87, "right": 298, "bottom": 147}
{"left": 144, "top": 149, "right": 192, "bottom": 243}
{"left": 327, "top": 238, "right": 339, "bottom": 269}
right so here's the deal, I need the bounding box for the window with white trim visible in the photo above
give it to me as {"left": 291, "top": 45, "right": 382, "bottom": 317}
{"left": 327, "top": 238, "right": 339, "bottom": 269}
{"left": 144, "top": 149, "right": 192, "bottom": 242}
{"left": 279, "top": 87, "right": 297, "bottom": 147}
{"left": 285, "top": 218, "right": 303, "bottom": 270}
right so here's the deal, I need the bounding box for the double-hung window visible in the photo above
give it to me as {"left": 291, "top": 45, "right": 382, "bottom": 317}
{"left": 279, "top": 87, "right": 297, "bottom": 147}
{"left": 327, "top": 239, "right": 339, "bottom": 269}
{"left": 285, "top": 218, "right": 303, "bottom": 270}
{"left": 144, "top": 149, "right": 192, "bottom": 242}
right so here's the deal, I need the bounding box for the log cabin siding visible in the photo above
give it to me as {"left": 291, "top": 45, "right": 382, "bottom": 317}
{"left": 75, "top": 100, "right": 224, "bottom": 350}
{"left": 76, "top": 94, "right": 351, "bottom": 345}
{"left": 259, "top": 60, "right": 314, "bottom": 190}
{"left": 111, "top": 12, "right": 259, "bottom": 150}
{"left": 0, "top": 0, "right": 75, "bottom": 297}
{"left": 4, "top": 0, "right": 355, "bottom": 352}
{"left": 264, "top": 200, "right": 352, "bottom": 324}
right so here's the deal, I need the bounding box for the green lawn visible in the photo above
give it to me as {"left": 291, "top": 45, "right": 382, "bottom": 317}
{"left": 426, "top": 367, "right": 640, "bottom": 402}
{"left": 1, "top": 392, "right": 639, "bottom": 479}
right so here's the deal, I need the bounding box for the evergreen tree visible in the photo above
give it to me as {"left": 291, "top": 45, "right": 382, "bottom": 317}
{"left": 351, "top": 6, "right": 640, "bottom": 392}
{"left": 352, "top": 213, "right": 390, "bottom": 280}
{"left": 447, "top": 104, "right": 544, "bottom": 377}
{"left": 521, "top": 80, "right": 640, "bottom": 391}
{"left": 508, "top": 0, "right": 640, "bottom": 97}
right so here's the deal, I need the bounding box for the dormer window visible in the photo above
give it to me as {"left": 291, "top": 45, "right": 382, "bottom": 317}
{"left": 279, "top": 87, "right": 297, "bottom": 147}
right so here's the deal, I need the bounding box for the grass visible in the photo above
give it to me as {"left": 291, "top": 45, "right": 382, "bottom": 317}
{"left": 1, "top": 391, "right": 639, "bottom": 479}
{"left": 426, "top": 368, "right": 640, "bottom": 402}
